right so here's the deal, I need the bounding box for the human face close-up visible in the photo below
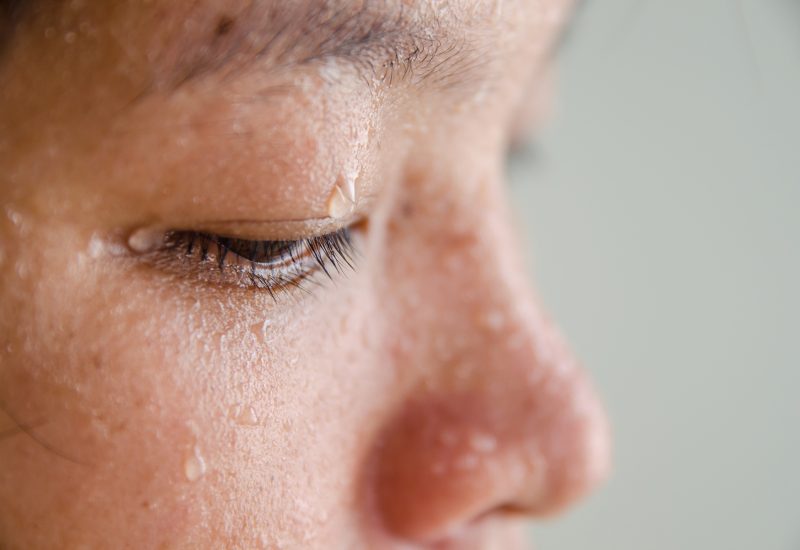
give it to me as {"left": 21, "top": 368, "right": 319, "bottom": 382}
{"left": 0, "top": 1, "right": 610, "bottom": 548}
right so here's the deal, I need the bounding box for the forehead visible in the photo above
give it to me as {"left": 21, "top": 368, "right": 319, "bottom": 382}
{"left": 8, "top": 0, "right": 535, "bottom": 94}
{"left": 19, "top": 0, "right": 510, "bottom": 47}
{"left": 0, "top": 0, "right": 571, "bottom": 238}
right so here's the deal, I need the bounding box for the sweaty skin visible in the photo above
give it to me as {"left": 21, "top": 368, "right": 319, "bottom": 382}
{"left": 0, "top": 1, "right": 609, "bottom": 548}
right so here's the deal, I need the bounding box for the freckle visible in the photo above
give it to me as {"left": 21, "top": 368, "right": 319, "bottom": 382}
{"left": 215, "top": 15, "right": 235, "bottom": 37}
{"left": 400, "top": 200, "right": 414, "bottom": 218}
{"left": 90, "top": 356, "right": 102, "bottom": 370}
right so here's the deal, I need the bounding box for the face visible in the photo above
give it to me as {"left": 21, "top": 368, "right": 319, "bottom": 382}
{"left": 0, "top": 1, "right": 609, "bottom": 548}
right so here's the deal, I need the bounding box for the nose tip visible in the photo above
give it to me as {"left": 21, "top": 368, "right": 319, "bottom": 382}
{"left": 368, "top": 325, "right": 611, "bottom": 543}
{"left": 525, "top": 369, "right": 611, "bottom": 515}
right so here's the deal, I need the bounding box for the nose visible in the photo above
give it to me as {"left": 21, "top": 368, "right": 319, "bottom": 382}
{"left": 367, "top": 172, "right": 611, "bottom": 543}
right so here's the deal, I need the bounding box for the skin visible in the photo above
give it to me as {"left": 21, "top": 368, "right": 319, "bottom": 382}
{"left": 0, "top": 1, "right": 610, "bottom": 548}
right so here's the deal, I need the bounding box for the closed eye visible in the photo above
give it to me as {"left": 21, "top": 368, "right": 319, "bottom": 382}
{"left": 150, "top": 227, "right": 356, "bottom": 298}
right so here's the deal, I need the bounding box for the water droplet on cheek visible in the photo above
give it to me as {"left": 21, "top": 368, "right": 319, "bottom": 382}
{"left": 5, "top": 207, "right": 23, "bottom": 228}
{"left": 14, "top": 261, "right": 29, "bottom": 279}
{"left": 183, "top": 446, "right": 206, "bottom": 481}
{"left": 229, "top": 404, "right": 260, "bottom": 426}
{"left": 260, "top": 319, "right": 271, "bottom": 337}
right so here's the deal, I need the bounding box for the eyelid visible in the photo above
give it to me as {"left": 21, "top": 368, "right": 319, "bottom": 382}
{"left": 192, "top": 215, "right": 358, "bottom": 242}
{"left": 131, "top": 225, "right": 358, "bottom": 295}
{"left": 125, "top": 211, "right": 362, "bottom": 255}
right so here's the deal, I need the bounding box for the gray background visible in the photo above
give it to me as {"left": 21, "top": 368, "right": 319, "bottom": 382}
{"left": 509, "top": 1, "right": 800, "bottom": 549}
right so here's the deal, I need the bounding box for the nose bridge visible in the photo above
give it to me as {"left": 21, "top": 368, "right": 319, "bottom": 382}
{"left": 370, "top": 170, "right": 610, "bottom": 541}
{"left": 412, "top": 180, "right": 608, "bottom": 484}
{"left": 403, "top": 173, "right": 540, "bottom": 373}
{"left": 385, "top": 167, "right": 572, "bottom": 389}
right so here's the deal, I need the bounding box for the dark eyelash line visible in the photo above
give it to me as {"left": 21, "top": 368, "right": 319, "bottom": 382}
{"left": 160, "top": 227, "right": 356, "bottom": 298}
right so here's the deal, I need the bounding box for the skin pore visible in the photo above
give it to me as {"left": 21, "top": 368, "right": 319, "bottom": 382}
{"left": 0, "top": 1, "right": 609, "bottom": 548}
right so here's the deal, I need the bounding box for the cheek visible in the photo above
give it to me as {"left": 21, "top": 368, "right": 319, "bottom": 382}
{"left": 0, "top": 227, "right": 388, "bottom": 546}
{"left": 0, "top": 309, "right": 198, "bottom": 545}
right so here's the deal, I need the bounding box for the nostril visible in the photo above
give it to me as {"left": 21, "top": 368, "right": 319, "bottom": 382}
{"left": 464, "top": 503, "right": 530, "bottom": 527}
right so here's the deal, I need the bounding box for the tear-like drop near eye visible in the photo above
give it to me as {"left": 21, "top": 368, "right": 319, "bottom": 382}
{"left": 326, "top": 176, "right": 357, "bottom": 219}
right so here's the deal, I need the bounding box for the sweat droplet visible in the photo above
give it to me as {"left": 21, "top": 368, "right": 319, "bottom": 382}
{"left": 479, "top": 310, "right": 505, "bottom": 332}
{"left": 127, "top": 228, "right": 164, "bottom": 253}
{"left": 326, "top": 176, "right": 357, "bottom": 219}
{"left": 184, "top": 446, "right": 206, "bottom": 481}
{"left": 229, "top": 404, "right": 260, "bottom": 426}
{"left": 469, "top": 432, "right": 497, "bottom": 453}
{"left": 455, "top": 453, "right": 479, "bottom": 471}
{"left": 4, "top": 207, "right": 23, "bottom": 227}
{"left": 250, "top": 318, "right": 272, "bottom": 342}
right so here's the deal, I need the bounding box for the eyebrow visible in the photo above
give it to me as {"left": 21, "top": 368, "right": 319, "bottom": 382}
{"left": 156, "top": 1, "right": 490, "bottom": 93}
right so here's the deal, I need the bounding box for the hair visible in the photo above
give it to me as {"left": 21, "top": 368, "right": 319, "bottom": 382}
{"left": 0, "top": 0, "right": 29, "bottom": 53}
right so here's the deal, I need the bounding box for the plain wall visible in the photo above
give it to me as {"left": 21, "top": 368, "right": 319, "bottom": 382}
{"left": 510, "top": 1, "right": 800, "bottom": 549}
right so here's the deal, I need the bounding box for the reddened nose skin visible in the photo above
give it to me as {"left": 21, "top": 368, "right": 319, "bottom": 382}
{"left": 367, "top": 171, "right": 612, "bottom": 543}
{"left": 370, "top": 354, "right": 610, "bottom": 543}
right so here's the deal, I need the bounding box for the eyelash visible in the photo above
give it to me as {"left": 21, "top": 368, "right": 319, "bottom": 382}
{"left": 155, "top": 228, "right": 356, "bottom": 296}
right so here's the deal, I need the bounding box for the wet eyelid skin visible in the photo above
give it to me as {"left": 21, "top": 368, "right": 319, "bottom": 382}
{"left": 119, "top": 76, "right": 379, "bottom": 220}
{"left": 12, "top": 63, "right": 394, "bottom": 235}
{"left": 124, "top": 211, "right": 367, "bottom": 255}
